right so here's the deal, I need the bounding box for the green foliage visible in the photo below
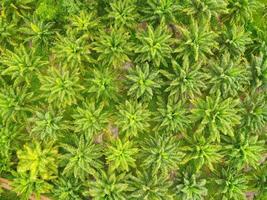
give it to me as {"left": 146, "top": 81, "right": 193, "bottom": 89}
{"left": 12, "top": 172, "right": 52, "bottom": 200}
{"left": 214, "top": 168, "right": 248, "bottom": 200}
{"left": 154, "top": 97, "right": 189, "bottom": 133}
{"left": 61, "top": 135, "right": 103, "bottom": 180}
{"left": 0, "top": 1, "right": 266, "bottom": 199}
{"left": 181, "top": 136, "right": 222, "bottom": 172}
{"left": 223, "top": 135, "right": 265, "bottom": 169}
{"left": 191, "top": 93, "right": 241, "bottom": 142}
{"left": 0, "top": 17, "right": 17, "bottom": 51}
{"left": 207, "top": 53, "right": 250, "bottom": 97}
{"left": 93, "top": 29, "right": 132, "bottom": 68}
{"left": 53, "top": 33, "right": 93, "bottom": 68}
{"left": 0, "top": 86, "right": 34, "bottom": 126}
{"left": 142, "top": 0, "right": 179, "bottom": 24}
{"left": 126, "top": 63, "right": 161, "bottom": 101}
{"left": 53, "top": 177, "right": 84, "bottom": 200}
{"left": 240, "top": 92, "right": 267, "bottom": 133}
{"left": 161, "top": 60, "right": 207, "bottom": 101}
{"left": 180, "top": 0, "right": 227, "bottom": 21}
{"left": 107, "top": 0, "right": 138, "bottom": 30}
{"left": 175, "top": 19, "right": 218, "bottom": 63}
{"left": 128, "top": 170, "right": 174, "bottom": 200}
{"left": 39, "top": 67, "right": 84, "bottom": 108}
{"left": 29, "top": 108, "right": 65, "bottom": 141}
{"left": 140, "top": 133, "right": 183, "bottom": 176}
{"left": 116, "top": 100, "right": 151, "bottom": 137}
{"left": 219, "top": 24, "right": 252, "bottom": 57}
{"left": 86, "top": 66, "right": 119, "bottom": 103}
{"left": 174, "top": 172, "right": 207, "bottom": 200}
{"left": 105, "top": 138, "right": 138, "bottom": 172}
{"left": 86, "top": 170, "right": 129, "bottom": 200}
{"left": 135, "top": 24, "right": 174, "bottom": 67}
{"left": 17, "top": 142, "right": 58, "bottom": 180}
{"left": 0, "top": 45, "right": 48, "bottom": 86}
{"left": 72, "top": 100, "right": 110, "bottom": 138}
{"left": 68, "top": 10, "right": 99, "bottom": 39}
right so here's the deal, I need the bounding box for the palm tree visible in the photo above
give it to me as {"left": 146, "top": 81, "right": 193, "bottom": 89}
{"left": 126, "top": 62, "right": 161, "bottom": 101}
{"left": 17, "top": 142, "right": 58, "bottom": 180}
{"left": 93, "top": 28, "right": 133, "bottom": 68}
{"left": 175, "top": 19, "right": 218, "bottom": 63}
{"left": 154, "top": 97, "right": 189, "bottom": 133}
{"left": 206, "top": 53, "right": 251, "bottom": 98}
{"left": 61, "top": 135, "right": 103, "bottom": 180}
{"left": 53, "top": 32, "right": 94, "bottom": 69}
{"left": 139, "top": 133, "right": 183, "bottom": 176}
{"left": 190, "top": 93, "right": 241, "bottom": 142}
{"left": 160, "top": 60, "right": 207, "bottom": 101}
{"left": 12, "top": 172, "right": 52, "bottom": 200}
{"left": 0, "top": 44, "right": 48, "bottom": 86}
{"left": 135, "top": 23, "right": 174, "bottom": 67}
{"left": 174, "top": 172, "right": 208, "bottom": 200}
{"left": 72, "top": 100, "right": 110, "bottom": 138}
{"left": 86, "top": 170, "right": 129, "bottom": 200}
{"left": 105, "top": 138, "right": 138, "bottom": 172}
{"left": 128, "top": 169, "right": 174, "bottom": 200}
{"left": 115, "top": 100, "right": 151, "bottom": 138}
{"left": 223, "top": 134, "right": 265, "bottom": 170}
{"left": 141, "top": 0, "right": 179, "bottom": 24}
{"left": 39, "top": 67, "right": 84, "bottom": 108}
{"left": 107, "top": 0, "right": 139, "bottom": 30}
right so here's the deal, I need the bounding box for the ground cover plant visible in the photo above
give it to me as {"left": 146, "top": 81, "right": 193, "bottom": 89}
{"left": 0, "top": 0, "right": 266, "bottom": 200}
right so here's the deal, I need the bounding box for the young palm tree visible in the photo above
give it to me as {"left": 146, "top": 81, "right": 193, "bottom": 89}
{"left": 135, "top": 23, "right": 174, "bottom": 67}
{"left": 39, "top": 67, "right": 84, "bottom": 108}
{"left": 86, "top": 170, "right": 129, "bottom": 200}
{"left": 181, "top": 136, "right": 222, "bottom": 172}
{"left": 68, "top": 10, "right": 99, "bottom": 39}
{"left": 225, "top": 0, "right": 261, "bottom": 24}
{"left": 219, "top": 24, "right": 252, "bottom": 58}
{"left": 107, "top": 0, "right": 139, "bottom": 30}
{"left": 128, "top": 169, "right": 174, "bottom": 200}
{"left": 20, "top": 18, "right": 55, "bottom": 50}
{"left": 240, "top": 91, "right": 267, "bottom": 133}
{"left": 126, "top": 62, "right": 161, "bottom": 101}
{"left": 115, "top": 100, "right": 151, "bottom": 138}
{"left": 175, "top": 19, "right": 218, "bottom": 63}
{"left": 0, "top": 44, "right": 48, "bottom": 86}
{"left": 0, "top": 86, "right": 34, "bottom": 126}
{"left": 214, "top": 168, "right": 248, "bottom": 200}
{"left": 207, "top": 53, "right": 251, "bottom": 98}
{"left": 17, "top": 142, "right": 58, "bottom": 180}
{"left": 180, "top": 0, "right": 227, "bottom": 22}
{"left": 72, "top": 100, "right": 110, "bottom": 138}
{"left": 141, "top": 0, "right": 179, "bottom": 24}
{"left": 86, "top": 66, "right": 120, "bottom": 104}
{"left": 29, "top": 108, "right": 66, "bottom": 142}
{"left": 105, "top": 138, "right": 138, "bottom": 172}
{"left": 174, "top": 172, "right": 208, "bottom": 200}
{"left": 61, "top": 135, "right": 103, "bottom": 180}
{"left": 154, "top": 97, "right": 189, "bottom": 133}
{"left": 223, "top": 134, "right": 265, "bottom": 170}
{"left": 190, "top": 93, "right": 241, "bottom": 142}
{"left": 53, "top": 33, "right": 94, "bottom": 68}
{"left": 0, "top": 17, "right": 17, "bottom": 51}
{"left": 53, "top": 177, "right": 84, "bottom": 200}
{"left": 93, "top": 28, "right": 133, "bottom": 68}
{"left": 12, "top": 172, "right": 52, "bottom": 200}
{"left": 160, "top": 60, "right": 207, "bottom": 101}
{"left": 139, "top": 133, "right": 183, "bottom": 176}
{"left": 250, "top": 52, "right": 267, "bottom": 88}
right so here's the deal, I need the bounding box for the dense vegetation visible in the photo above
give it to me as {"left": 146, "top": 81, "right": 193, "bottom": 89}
{"left": 0, "top": 0, "right": 266, "bottom": 200}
